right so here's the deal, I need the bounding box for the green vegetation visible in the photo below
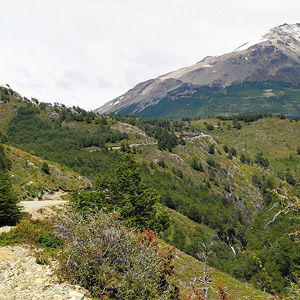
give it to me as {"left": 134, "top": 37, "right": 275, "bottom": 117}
{"left": 5, "top": 145, "right": 90, "bottom": 198}
{"left": 41, "top": 161, "right": 50, "bottom": 174}
{"left": 117, "top": 81, "right": 300, "bottom": 119}
{"left": 0, "top": 217, "right": 62, "bottom": 249}
{"left": 1, "top": 207, "right": 270, "bottom": 299}
{"left": 55, "top": 208, "right": 179, "bottom": 299}
{"left": 71, "top": 153, "right": 170, "bottom": 232}
{"left": 0, "top": 143, "right": 23, "bottom": 226}
{"left": 190, "top": 157, "right": 204, "bottom": 171}
{"left": 1, "top": 89, "right": 300, "bottom": 298}
{"left": 7, "top": 104, "right": 125, "bottom": 177}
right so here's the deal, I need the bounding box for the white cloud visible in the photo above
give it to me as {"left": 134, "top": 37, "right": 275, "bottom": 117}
{"left": 0, "top": 0, "right": 299, "bottom": 110}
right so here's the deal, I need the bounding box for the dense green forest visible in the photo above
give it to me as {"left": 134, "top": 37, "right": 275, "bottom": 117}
{"left": 116, "top": 81, "right": 300, "bottom": 119}
{"left": 1, "top": 89, "right": 300, "bottom": 298}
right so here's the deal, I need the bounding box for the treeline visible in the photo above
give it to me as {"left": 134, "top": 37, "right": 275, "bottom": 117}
{"left": 7, "top": 104, "right": 125, "bottom": 176}
{"left": 216, "top": 113, "right": 273, "bottom": 122}
{"left": 215, "top": 112, "right": 300, "bottom": 122}
{"left": 113, "top": 114, "right": 186, "bottom": 132}
{"left": 113, "top": 114, "right": 186, "bottom": 151}
{"left": 8, "top": 105, "right": 129, "bottom": 148}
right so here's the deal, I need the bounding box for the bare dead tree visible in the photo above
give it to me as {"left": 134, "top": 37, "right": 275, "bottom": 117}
{"left": 196, "top": 241, "right": 214, "bottom": 299}
{"left": 265, "top": 179, "right": 300, "bottom": 227}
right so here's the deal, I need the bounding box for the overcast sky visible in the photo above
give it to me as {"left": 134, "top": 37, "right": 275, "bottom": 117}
{"left": 0, "top": 0, "right": 299, "bottom": 111}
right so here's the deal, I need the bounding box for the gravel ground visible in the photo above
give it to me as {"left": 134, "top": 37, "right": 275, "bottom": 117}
{"left": 0, "top": 194, "right": 92, "bottom": 300}
{"left": 20, "top": 200, "right": 67, "bottom": 211}
{"left": 0, "top": 246, "right": 91, "bottom": 300}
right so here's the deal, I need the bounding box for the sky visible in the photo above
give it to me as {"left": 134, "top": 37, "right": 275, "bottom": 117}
{"left": 0, "top": 0, "right": 299, "bottom": 111}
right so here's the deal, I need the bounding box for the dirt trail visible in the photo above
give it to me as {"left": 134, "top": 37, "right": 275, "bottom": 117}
{"left": 20, "top": 200, "right": 67, "bottom": 212}
{"left": 19, "top": 190, "right": 68, "bottom": 217}
{"left": 0, "top": 192, "right": 69, "bottom": 234}
{"left": 21, "top": 192, "right": 68, "bottom": 219}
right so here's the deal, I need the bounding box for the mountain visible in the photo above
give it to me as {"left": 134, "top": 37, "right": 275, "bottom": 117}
{"left": 1, "top": 89, "right": 300, "bottom": 297}
{"left": 95, "top": 23, "right": 300, "bottom": 119}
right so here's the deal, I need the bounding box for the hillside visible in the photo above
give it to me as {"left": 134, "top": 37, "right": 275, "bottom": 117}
{"left": 0, "top": 90, "right": 299, "bottom": 298}
{"left": 95, "top": 23, "right": 300, "bottom": 119}
{"left": 174, "top": 245, "right": 274, "bottom": 299}
{"left": 5, "top": 145, "right": 90, "bottom": 199}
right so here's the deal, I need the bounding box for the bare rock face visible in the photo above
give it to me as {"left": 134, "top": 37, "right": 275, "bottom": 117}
{"left": 95, "top": 23, "right": 300, "bottom": 117}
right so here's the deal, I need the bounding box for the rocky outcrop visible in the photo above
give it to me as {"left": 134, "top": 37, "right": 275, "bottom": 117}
{"left": 0, "top": 246, "right": 91, "bottom": 300}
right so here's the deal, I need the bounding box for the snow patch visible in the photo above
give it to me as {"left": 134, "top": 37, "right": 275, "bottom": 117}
{"left": 203, "top": 64, "right": 213, "bottom": 68}
{"left": 275, "top": 23, "right": 300, "bottom": 38}
{"left": 245, "top": 57, "right": 248, "bottom": 61}
{"left": 234, "top": 37, "right": 268, "bottom": 52}
{"left": 235, "top": 24, "right": 300, "bottom": 52}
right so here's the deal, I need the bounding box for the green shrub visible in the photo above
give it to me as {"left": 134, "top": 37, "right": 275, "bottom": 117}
{"left": 0, "top": 217, "right": 61, "bottom": 249}
{"left": 55, "top": 208, "right": 179, "bottom": 299}
{"left": 158, "top": 159, "right": 167, "bottom": 168}
{"left": 223, "top": 145, "right": 229, "bottom": 153}
{"left": 191, "top": 157, "right": 204, "bottom": 172}
{"left": 207, "top": 158, "right": 216, "bottom": 167}
{"left": 229, "top": 147, "right": 237, "bottom": 156}
{"left": 255, "top": 152, "right": 270, "bottom": 168}
{"left": 206, "top": 124, "right": 214, "bottom": 131}
{"left": 208, "top": 144, "right": 215, "bottom": 154}
{"left": 240, "top": 153, "right": 246, "bottom": 163}
{"left": 41, "top": 161, "right": 50, "bottom": 174}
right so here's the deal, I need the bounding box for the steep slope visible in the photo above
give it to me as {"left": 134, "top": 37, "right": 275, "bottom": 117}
{"left": 5, "top": 145, "right": 90, "bottom": 199}
{"left": 1, "top": 91, "right": 299, "bottom": 296}
{"left": 96, "top": 23, "right": 300, "bottom": 118}
{"left": 173, "top": 245, "right": 274, "bottom": 299}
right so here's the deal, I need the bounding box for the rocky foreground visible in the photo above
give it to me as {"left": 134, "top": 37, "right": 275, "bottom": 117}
{"left": 0, "top": 246, "right": 91, "bottom": 300}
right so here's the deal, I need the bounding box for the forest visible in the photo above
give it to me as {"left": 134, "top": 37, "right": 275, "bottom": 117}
{"left": 0, "top": 90, "right": 300, "bottom": 299}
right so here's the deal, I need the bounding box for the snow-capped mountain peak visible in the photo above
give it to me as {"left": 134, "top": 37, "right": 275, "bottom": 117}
{"left": 95, "top": 23, "right": 300, "bottom": 117}
{"left": 268, "top": 23, "right": 300, "bottom": 39}
{"left": 235, "top": 23, "right": 300, "bottom": 52}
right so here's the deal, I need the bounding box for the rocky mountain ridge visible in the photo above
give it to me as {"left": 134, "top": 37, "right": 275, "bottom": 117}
{"left": 95, "top": 23, "right": 300, "bottom": 118}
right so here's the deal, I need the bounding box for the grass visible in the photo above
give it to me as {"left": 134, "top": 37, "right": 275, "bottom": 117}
{"left": 200, "top": 118, "right": 300, "bottom": 182}
{"left": 173, "top": 246, "right": 275, "bottom": 299}
{"left": 5, "top": 145, "right": 90, "bottom": 198}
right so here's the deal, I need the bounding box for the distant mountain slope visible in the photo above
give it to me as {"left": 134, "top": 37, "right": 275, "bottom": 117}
{"left": 96, "top": 23, "right": 300, "bottom": 118}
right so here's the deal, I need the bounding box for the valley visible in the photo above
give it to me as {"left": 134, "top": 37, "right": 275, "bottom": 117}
{"left": 0, "top": 87, "right": 299, "bottom": 299}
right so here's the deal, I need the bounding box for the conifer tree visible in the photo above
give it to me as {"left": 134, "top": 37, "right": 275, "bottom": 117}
{"left": 0, "top": 144, "right": 22, "bottom": 226}
{"left": 72, "top": 153, "right": 170, "bottom": 232}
